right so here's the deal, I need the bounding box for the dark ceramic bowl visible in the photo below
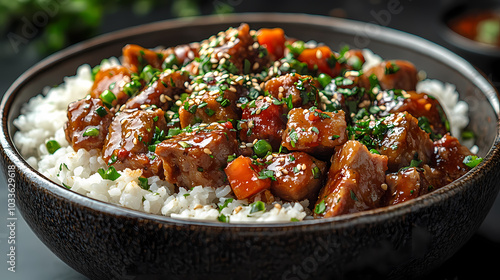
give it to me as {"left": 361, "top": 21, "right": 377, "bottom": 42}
{"left": 1, "top": 13, "right": 500, "bottom": 280}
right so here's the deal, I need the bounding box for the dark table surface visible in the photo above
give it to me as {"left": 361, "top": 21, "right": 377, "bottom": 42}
{"left": 1, "top": 1, "right": 499, "bottom": 279}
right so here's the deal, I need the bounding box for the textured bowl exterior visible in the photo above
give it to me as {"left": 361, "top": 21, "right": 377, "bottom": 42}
{"left": 1, "top": 14, "right": 500, "bottom": 280}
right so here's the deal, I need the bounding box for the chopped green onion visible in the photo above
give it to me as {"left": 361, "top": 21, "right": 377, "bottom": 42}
{"left": 100, "top": 90, "right": 116, "bottom": 107}
{"left": 218, "top": 198, "right": 234, "bottom": 213}
{"left": 253, "top": 139, "right": 272, "bottom": 158}
{"left": 167, "top": 128, "right": 182, "bottom": 137}
{"left": 217, "top": 214, "right": 229, "bottom": 223}
{"left": 91, "top": 65, "right": 100, "bottom": 81}
{"left": 95, "top": 106, "right": 108, "bottom": 117}
{"left": 138, "top": 177, "right": 150, "bottom": 190}
{"left": 312, "top": 166, "right": 321, "bottom": 179}
{"left": 83, "top": 127, "right": 99, "bottom": 137}
{"left": 179, "top": 141, "right": 191, "bottom": 148}
{"left": 46, "top": 140, "right": 61, "bottom": 154}
{"left": 249, "top": 201, "right": 266, "bottom": 214}
{"left": 205, "top": 108, "right": 216, "bottom": 116}
{"left": 317, "top": 73, "right": 333, "bottom": 88}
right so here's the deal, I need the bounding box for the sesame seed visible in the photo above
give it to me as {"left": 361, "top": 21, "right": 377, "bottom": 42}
{"left": 252, "top": 42, "right": 259, "bottom": 49}
{"left": 160, "top": 94, "right": 167, "bottom": 103}
{"left": 274, "top": 203, "right": 282, "bottom": 210}
{"left": 175, "top": 100, "right": 183, "bottom": 106}
{"left": 266, "top": 155, "right": 273, "bottom": 161}
{"left": 233, "top": 206, "right": 243, "bottom": 214}
{"left": 133, "top": 138, "right": 138, "bottom": 145}
{"left": 193, "top": 204, "right": 203, "bottom": 210}
{"left": 316, "top": 50, "right": 323, "bottom": 59}
{"left": 125, "top": 131, "right": 132, "bottom": 138}
{"left": 278, "top": 86, "right": 284, "bottom": 93}
{"left": 282, "top": 169, "right": 289, "bottom": 175}
{"left": 246, "top": 142, "right": 254, "bottom": 148}
{"left": 253, "top": 62, "right": 259, "bottom": 70}
{"left": 381, "top": 183, "right": 388, "bottom": 191}
{"left": 302, "top": 164, "right": 307, "bottom": 170}
{"left": 203, "top": 148, "right": 212, "bottom": 155}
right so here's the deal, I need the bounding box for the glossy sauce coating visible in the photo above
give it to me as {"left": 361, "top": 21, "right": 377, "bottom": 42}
{"left": 61, "top": 24, "right": 481, "bottom": 220}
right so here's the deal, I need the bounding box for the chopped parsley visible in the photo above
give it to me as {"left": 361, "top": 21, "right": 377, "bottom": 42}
{"left": 138, "top": 177, "right": 150, "bottom": 190}
{"left": 463, "top": 155, "right": 483, "bottom": 168}
{"left": 97, "top": 166, "right": 121, "bottom": 181}
{"left": 314, "top": 199, "right": 326, "bottom": 215}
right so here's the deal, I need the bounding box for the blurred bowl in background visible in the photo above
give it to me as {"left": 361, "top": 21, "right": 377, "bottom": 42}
{"left": 441, "top": 0, "right": 500, "bottom": 87}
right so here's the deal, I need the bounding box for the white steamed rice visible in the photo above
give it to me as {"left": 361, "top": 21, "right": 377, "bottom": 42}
{"left": 12, "top": 50, "right": 472, "bottom": 223}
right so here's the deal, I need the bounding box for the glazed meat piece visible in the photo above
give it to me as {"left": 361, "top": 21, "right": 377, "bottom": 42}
{"left": 64, "top": 98, "right": 113, "bottom": 151}
{"left": 90, "top": 66, "right": 134, "bottom": 108}
{"left": 281, "top": 108, "right": 347, "bottom": 159}
{"left": 428, "top": 134, "right": 474, "bottom": 187}
{"left": 361, "top": 60, "right": 418, "bottom": 91}
{"left": 238, "top": 97, "right": 287, "bottom": 150}
{"left": 164, "top": 43, "right": 199, "bottom": 68}
{"left": 318, "top": 72, "right": 372, "bottom": 120}
{"left": 265, "top": 73, "right": 320, "bottom": 109}
{"left": 125, "top": 70, "right": 190, "bottom": 111}
{"left": 314, "top": 140, "right": 388, "bottom": 218}
{"left": 375, "top": 90, "right": 449, "bottom": 138}
{"left": 102, "top": 108, "right": 168, "bottom": 177}
{"left": 156, "top": 122, "right": 239, "bottom": 189}
{"left": 297, "top": 45, "right": 342, "bottom": 77}
{"left": 122, "top": 44, "right": 165, "bottom": 73}
{"left": 267, "top": 152, "right": 327, "bottom": 202}
{"left": 178, "top": 74, "right": 242, "bottom": 128}
{"left": 196, "top": 23, "right": 269, "bottom": 75}
{"left": 378, "top": 112, "right": 434, "bottom": 172}
{"left": 384, "top": 167, "right": 431, "bottom": 205}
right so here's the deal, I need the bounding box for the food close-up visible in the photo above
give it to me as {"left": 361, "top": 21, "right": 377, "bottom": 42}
{"left": 1, "top": 2, "right": 500, "bottom": 280}
{"left": 13, "top": 23, "right": 483, "bottom": 223}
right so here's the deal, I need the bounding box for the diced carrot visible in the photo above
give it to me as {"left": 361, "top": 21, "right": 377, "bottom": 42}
{"left": 297, "top": 46, "right": 340, "bottom": 77}
{"left": 225, "top": 156, "right": 271, "bottom": 200}
{"left": 257, "top": 28, "right": 286, "bottom": 59}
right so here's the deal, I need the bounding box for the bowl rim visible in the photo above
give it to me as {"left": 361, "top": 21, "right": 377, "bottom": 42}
{"left": 1, "top": 13, "right": 500, "bottom": 230}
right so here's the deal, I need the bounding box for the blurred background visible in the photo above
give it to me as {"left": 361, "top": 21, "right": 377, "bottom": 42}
{"left": 0, "top": 0, "right": 499, "bottom": 279}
